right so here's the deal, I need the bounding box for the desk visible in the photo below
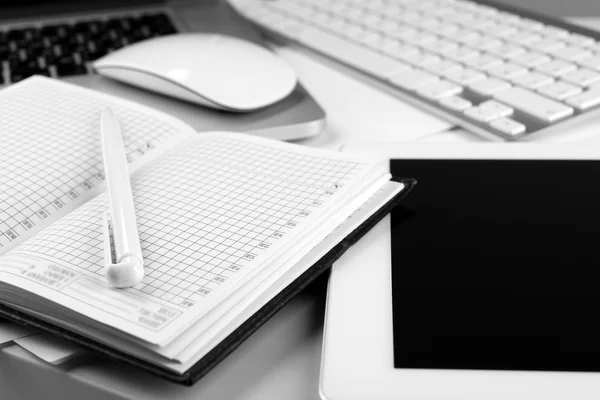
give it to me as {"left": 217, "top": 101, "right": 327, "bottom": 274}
{"left": 2, "top": 12, "right": 600, "bottom": 400}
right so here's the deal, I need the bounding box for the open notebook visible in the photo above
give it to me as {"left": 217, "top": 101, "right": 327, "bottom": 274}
{"left": 0, "top": 76, "right": 415, "bottom": 385}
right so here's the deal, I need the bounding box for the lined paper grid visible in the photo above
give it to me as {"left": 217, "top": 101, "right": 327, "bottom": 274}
{"left": 12, "top": 135, "right": 364, "bottom": 318}
{"left": 0, "top": 77, "right": 181, "bottom": 252}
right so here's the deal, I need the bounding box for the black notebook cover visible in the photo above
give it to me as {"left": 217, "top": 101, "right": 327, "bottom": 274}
{"left": 0, "top": 177, "right": 416, "bottom": 386}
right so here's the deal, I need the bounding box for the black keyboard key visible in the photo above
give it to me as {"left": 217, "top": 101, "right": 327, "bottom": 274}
{"left": 86, "top": 42, "right": 107, "bottom": 60}
{"left": 77, "top": 48, "right": 91, "bottom": 62}
{"left": 41, "top": 25, "right": 73, "bottom": 45}
{"left": 1, "top": 40, "right": 9, "bottom": 59}
{"left": 10, "top": 67, "right": 49, "bottom": 83}
{"left": 89, "top": 20, "right": 106, "bottom": 35}
{"left": 53, "top": 40, "right": 86, "bottom": 56}
{"left": 6, "top": 51, "right": 25, "bottom": 68}
{"left": 54, "top": 54, "right": 76, "bottom": 66}
{"left": 6, "top": 28, "right": 31, "bottom": 41}
{"left": 40, "top": 24, "right": 70, "bottom": 37}
{"left": 54, "top": 55, "right": 86, "bottom": 76}
{"left": 156, "top": 24, "right": 177, "bottom": 35}
{"left": 72, "top": 20, "right": 104, "bottom": 34}
{"left": 120, "top": 17, "right": 137, "bottom": 32}
{"left": 55, "top": 63, "right": 87, "bottom": 77}
{"left": 9, "top": 57, "right": 39, "bottom": 71}
{"left": 106, "top": 18, "right": 127, "bottom": 32}
{"left": 39, "top": 48, "right": 56, "bottom": 65}
{"left": 139, "top": 13, "right": 171, "bottom": 27}
{"left": 39, "top": 25, "right": 59, "bottom": 37}
{"left": 17, "top": 40, "right": 47, "bottom": 56}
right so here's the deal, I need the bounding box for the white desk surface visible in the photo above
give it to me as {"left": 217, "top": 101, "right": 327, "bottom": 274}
{"left": 2, "top": 15, "right": 600, "bottom": 400}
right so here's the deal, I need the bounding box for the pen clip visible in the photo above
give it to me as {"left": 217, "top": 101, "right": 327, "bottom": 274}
{"left": 102, "top": 211, "right": 116, "bottom": 266}
{"left": 102, "top": 210, "right": 144, "bottom": 288}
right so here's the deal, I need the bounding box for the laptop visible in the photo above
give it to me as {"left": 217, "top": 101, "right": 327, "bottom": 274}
{"left": 0, "top": 0, "right": 325, "bottom": 141}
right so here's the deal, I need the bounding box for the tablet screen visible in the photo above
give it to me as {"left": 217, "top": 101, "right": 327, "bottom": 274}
{"left": 390, "top": 159, "right": 600, "bottom": 372}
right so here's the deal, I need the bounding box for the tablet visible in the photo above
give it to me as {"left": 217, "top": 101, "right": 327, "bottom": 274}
{"left": 320, "top": 142, "right": 600, "bottom": 400}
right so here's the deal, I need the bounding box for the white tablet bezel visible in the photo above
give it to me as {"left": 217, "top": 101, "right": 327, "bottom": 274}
{"left": 320, "top": 142, "right": 600, "bottom": 400}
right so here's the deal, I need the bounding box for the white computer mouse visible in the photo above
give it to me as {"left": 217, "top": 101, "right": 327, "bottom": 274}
{"left": 92, "top": 33, "right": 297, "bottom": 112}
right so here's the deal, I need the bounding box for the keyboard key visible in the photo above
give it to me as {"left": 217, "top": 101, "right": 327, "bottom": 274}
{"left": 6, "top": 27, "right": 32, "bottom": 41}
{"left": 464, "top": 107, "right": 503, "bottom": 122}
{"left": 298, "top": 29, "right": 409, "bottom": 79}
{"left": 511, "top": 71, "right": 554, "bottom": 89}
{"left": 564, "top": 33, "right": 595, "bottom": 47}
{"left": 511, "top": 51, "right": 551, "bottom": 67}
{"left": 529, "top": 38, "right": 566, "bottom": 52}
{"left": 355, "top": 31, "right": 387, "bottom": 47}
{"left": 504, "top": 30, "right": 542, "bottom": 45}
{"left": 422, "top": 38, "right": 459, "bottom": 55}
{"left": 539, "top": 26, "right": 569, "bottom": 39}
{"left": 489, "top": 117, "right": 526, "bottom": 136}
{"left": 443, "top": 46, "right": 480, "bottom": 62}
{"left": 9, "top": 57, "right": 39, "bottom": 72}
{"left": 469, "top": 18, "right": 497, "bottom": 32}
{"left": 578, "top": 55, "right": 600, "bottom": 71}
{"left": 549, "top": 45, "right": 592, "bottom": 61}
{"left": 10, "top": 67, "right": 50, "bottom": 83}
{"left": 423, "top": 60, "right": 462, "bottom": 76}
{"left": 444, "top": 28, "right": 480, "bottom": 44}
{"left": 494, "top": 87, "right": 574, "bottom": 122}
{"left": 486, "top": 62, "right": 527, "bottom": 80}
{"left": 463, "top": 54, "right": 503, "bottom": 70}
{"left": 383, "top": 25, "right": 416, "bottom": 41}
{"left": 468, "top": 36, "right": 502, "bottom": 51}
{"left": 54, "top": 55, "right": 87, "bottom": 76}
{"left": 444, "top": 68, "right": 486, "bottom": 85}
{"left": 487, "top": 23, "right": 518, "bottom": 39}
{"left": 389, "top": 68, "right": 440, "bottom": 90}
{"left": 561, "top": 68, "right": 600, "bottom": 87}
{"left": 439, "top": 95, "right": 472, "bottom": 111}
{"left": 479, "top": 100, "right": 513, "bottom": 117}
{"left": 435, "top": 23, "right": 461, "bottom": 38}
{"left": 416, "top": 80, "right": 463, "bottom": 99}
{"left": 537, "top": 81, "right": 582, "bottom": 100}
{"left": 535, "top": 59, "right": 577, "bottom": 76}
{"left": 468, "top": 78, "right": 511, "bottom": 96}
{"left": 404, "top": 32, "right": 437, "bottom": 47}
{"left": 516, "top": 18, "right": 544, "bottom": 32}
{"left": 382, "top": 43, "right": 420, "bottom": 60}
{"left": 565, "top": 87, "right": 600, "bottom": 110}
{"left": 486, "top": 43, "right": 526, "bottom": 59}
{"left": 400, "top": 51, "right": 441, "bottom": 68}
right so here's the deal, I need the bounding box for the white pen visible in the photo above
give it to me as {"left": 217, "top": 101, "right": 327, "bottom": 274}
{"left": 100, "top": 108, "right": 144, "bottom": 288}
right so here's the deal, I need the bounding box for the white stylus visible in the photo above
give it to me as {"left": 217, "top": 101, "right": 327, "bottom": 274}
{"left": 100, "top": 108, "right": 144, "bottom": 288}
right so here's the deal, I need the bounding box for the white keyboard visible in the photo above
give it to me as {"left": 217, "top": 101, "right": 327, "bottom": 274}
{"left": 229, "top": 0, "right": 600, "bottom": 141}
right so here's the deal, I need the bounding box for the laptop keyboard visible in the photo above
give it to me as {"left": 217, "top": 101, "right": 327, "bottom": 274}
{"left": 229, "top": 0, "right": 600, "bottom": 141}
{"left": 0, "top": 12, "right": 177, "bottom": 85}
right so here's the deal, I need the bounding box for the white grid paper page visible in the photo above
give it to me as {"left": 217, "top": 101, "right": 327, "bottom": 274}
{"left": 0, "top": 77, "right": 190, "bottom": 253}
{"left": 2, "top": 134, "right": 376, "bottom": 343}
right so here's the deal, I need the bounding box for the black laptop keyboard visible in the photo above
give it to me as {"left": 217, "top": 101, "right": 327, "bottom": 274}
{"left": 0, "top": 12, "right": 177, "bottom": 85}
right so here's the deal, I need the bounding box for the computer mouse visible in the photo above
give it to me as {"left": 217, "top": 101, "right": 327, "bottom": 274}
{"left": 92, "top": 33, "right": 297, "bottom": 112}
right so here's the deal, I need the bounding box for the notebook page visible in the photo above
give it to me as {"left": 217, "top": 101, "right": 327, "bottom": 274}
{"left": 0, "top": 76, "right": 193, "bottom": 254}
{"left": 4, "top": 180, "right": 403, "bottom": 372}
{"left": 167, "top": 181, "right": 405, "bottom": 372}
{"left": 0, "top": 133, "right": 384, "bottom": 345}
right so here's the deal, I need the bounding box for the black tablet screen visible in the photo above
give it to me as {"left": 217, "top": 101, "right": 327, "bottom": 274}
{"left": 390, "top": 159, "right": 600, "bottom": 372}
